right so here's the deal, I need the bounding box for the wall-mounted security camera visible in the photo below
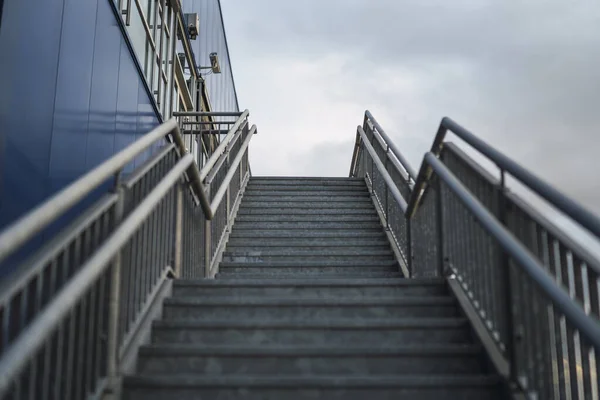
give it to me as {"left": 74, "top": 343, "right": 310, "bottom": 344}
{"left": 185, "top": 13, "right": 199, "bottom": 40}
{"left": 209, "top": 52, "right": 221, "bottom": 74}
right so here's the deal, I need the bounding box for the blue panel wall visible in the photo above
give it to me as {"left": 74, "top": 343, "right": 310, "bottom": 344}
{"left": 0, "top": 0, "right": 160, "bottom": 273}
{"left": 181, "top": 0, "right": 239, "bottom": 113}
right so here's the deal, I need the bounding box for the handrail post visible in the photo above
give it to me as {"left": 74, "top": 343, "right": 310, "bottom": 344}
{"left": 107, "top": 173, "right": 125, "bottom": 395}
{"left": 384, "top": 147, "right": 389, "bottom": 228}
{"left": 498, "top": 169, "right": 518, "bottom": 386}
{"left": 174, "top": 182, "right": 183, "bottom": 277}
{"left": 204, "top": 185, "right": 212, "bottom": 278}
{"left": 226, "top": 144, "right": 231, "bottom": 220}
{"left": 406, "top": 217, "right": 412, "bottom": 277}
{"left": 435, "top": 176, "right": 445, "bottom": 277}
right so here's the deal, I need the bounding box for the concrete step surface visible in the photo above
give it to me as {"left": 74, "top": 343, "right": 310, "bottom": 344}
{"left": 244, "top": 186, "right": 369, "bottom": 193}
{"left": 123, "top": 375, "right": 503, "bottom": 400}
{"left": 162, "top": 296, "right": 458, "bottom": 320}
{"left": 231, "top": 221, "right": 383, "bottom": 230}
{"left": 136, "top": 344, "right": 486, "bottom": 376}
{"left": 228, "top": 229, "right": 386, "bottom": 238}
{"left": 123, "top": 177, "right": 502, "bottom": 399}
{"left": 240, "top": 201, "right": 373, "bottom": 209}
{"left": 216, "top": 271, "right": 406, "bottom": 279}
{"left": 172, "top": 278, "right": 448, "bottom": 298}
{"left": 151, "top": 318, "right": 472, "bottom": 346}
{"left": 236, "top": 207, "right": 377, "bottom": 215}
{"left": 226, "top": 238, "right": 390, "bottom": 248}
{"left": 234, "top": 214, "right": 379, "bottom": 222}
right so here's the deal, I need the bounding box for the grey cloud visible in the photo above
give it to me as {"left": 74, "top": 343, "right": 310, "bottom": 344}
{"left": 222, "top": 0, "right": 600, "bottom": 215}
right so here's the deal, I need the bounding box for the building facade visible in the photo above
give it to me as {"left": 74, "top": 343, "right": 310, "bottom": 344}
{"left": 0, "top": 0, "right": 238, "bottom": 271}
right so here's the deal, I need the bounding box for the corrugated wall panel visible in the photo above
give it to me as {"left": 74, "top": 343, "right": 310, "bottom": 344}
{"left": 0, "top": 0, "right": 161, "bottom": 273}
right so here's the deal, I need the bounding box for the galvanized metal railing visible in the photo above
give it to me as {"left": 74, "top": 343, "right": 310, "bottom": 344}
{"left": 0, "top": 110, "right": 255, "bottom": 399}
{"left": 350, "top": 110, "right": 600, "bottom": 399}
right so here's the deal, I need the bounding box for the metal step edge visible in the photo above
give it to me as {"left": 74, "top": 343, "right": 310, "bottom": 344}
{"left": 123, "top": 374, "right": 502, "bottom": 388}
{"left": 163, "top": 296, "right": 455, "bottom": 307}
{"left": 152, "top": 318, "right": 469, "bottom": 329}
{"left": 173, "top": 278, "right": 443, "bottom": 287}
{"left": 138, "top": 344, "right": 482, "bottom": 357}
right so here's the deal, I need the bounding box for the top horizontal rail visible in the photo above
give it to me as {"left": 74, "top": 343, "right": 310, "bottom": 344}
{"left": 434, "top": 117, "right": 600, "bottom": 239}
{"left": 358, "top": 126, "right": 408, "bottom": 212}
{"left": 423, "top": 152, "right": 600, "bottom": 352}
{"left": 365, "top": 110, "right": 418, "bottom": 181}
{"left": 0, "top": 119, "right": 180, "bottom": 265}
{"left": 173, "top": 111, "right": 244, "bottom": 117}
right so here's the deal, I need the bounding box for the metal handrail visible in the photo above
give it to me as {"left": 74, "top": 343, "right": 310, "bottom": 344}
{"left": 423, "top": 152, "right": 600, "bottom": 351}
{"left": 350, "top": 111, "right": 418, "bottom": 183}
{"left": 434, "top": 117, "right": 600, "bottom": 239}
{"left": 357, "top": 126, "right": 408, "bottom": 212}
{"left": 365, "top": 110, "right": 418, "bottom": 180}
{"left": 352, "top": 109, "right": 600, "bottom": 397}
{"left": 0, "top": 154, "right": 194, "bottom": 395}
{"left": 0, "top": 119, "right": 180, "bottom": 265}
{"left": 0, "top": 109, "right": 256, "bottom": 398}
{"left": 0, "top": 110, "right": 251, "bottom": 266}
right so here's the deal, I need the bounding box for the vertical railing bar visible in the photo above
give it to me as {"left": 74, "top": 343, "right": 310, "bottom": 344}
{"left": 496, "top": 169, "right": 517, "bottom": 387}
{"left": 107, "top": 179, "right": 124, "bottom": 394}
{"left": 95, "top": 273, "right": 107, "bottom": 392}
{"left": 73, "top": 290, "right": 87, "bottom": 400}
{"left": 124, "top": 0, "right": 132, "bottom": 26}
{"left": 435, "top": 177, "right": 444, "bottom": 277}
{"left": 64, "top": 307, "right": 76, "bottom": 400}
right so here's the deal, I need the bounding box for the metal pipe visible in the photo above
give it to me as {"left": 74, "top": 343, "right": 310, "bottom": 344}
{"left": 436, "top": 117, "right": 600, "bottom": 239}
{"left": 156, "top": 0, "right": 166, "bottom": 111}
{"left": 173, "top": 111, "right": 243, "bottom": 117}
{"left": 424, "top": 152, "right": 600, "bottom": 352}
{"left": 0, "top": 119, "right": 179, "bottom": 264}
{"left": 357, "top": 126, "right": 408, "bottom": 212}
{"left": 365, "top": 110, "right": 418, "bottom": 180}
{"left": 199, "top": 110, "right": 249, "bottom": 181}
{"left": 209, "top": 126, "right": 256, "bottom": 211}
{"left": 0, "top": 154, "right": 195, "bottom": 396}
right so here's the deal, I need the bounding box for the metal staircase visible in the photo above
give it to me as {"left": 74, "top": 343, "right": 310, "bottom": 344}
{"left": 0, "top": 110, "right": 599, "bottom": 400}
{"left": 121, "top": 176, "right": 503, "bottom": 399}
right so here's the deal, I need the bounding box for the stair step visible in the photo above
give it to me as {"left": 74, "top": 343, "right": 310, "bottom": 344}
{"left": 225, "top": 245, "right": 391, "bottom": 253}
{"left": 216, "top": 271, "right": 406, "bottom": 279}
{"left": 223, "top": 248, "right": 393, "bottom": 258}
{"left": 226, "top": 238, "right": 389, "bottom": 248}
{"left": 237, "top": 207, "right": 376, "bottom": 215}
{"left": 234, "top": 214, "right": 379, "bottom": 222}
{"left": 242, "top": 195, "right": 373, "bottom": 202}
{"left": 240, "top": 201, "right": 372, "bottom": 209}
{"left": 172, "top": 278, "right": 447, "bottom": 298}
{"left": 219, "top": 259, "right": 397, "bottom": 267}
{"left": 249, "top": 177, "right": 365, "bottom": 184}
{"left": 163, "top": 296, "right": 457, "bottom": 320}
{"left": 229, "top": 230, "right": 386, "bottom": 238}
{"left": 244, "top": 189, "right": 369, "bottom": 196}
{"left": 123, "top": 375, "right": 503, "bottom": 400}
{"left": 232, "top": 221, "right": 382, "bottom": 230}
{"left": 245, "top": 187, "right": 369, "bottom": 193}
{"left": 136, "top": 344, "right": 484, "bottom": 375}
{"left": 151, "top": 318, "right": 471, "bottom": 346}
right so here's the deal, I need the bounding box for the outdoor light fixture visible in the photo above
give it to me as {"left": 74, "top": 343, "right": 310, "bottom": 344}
{"left": 199, "top": 52, "right": 221, "bottom": 74}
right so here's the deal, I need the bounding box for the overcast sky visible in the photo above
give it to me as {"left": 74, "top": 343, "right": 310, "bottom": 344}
{"left": 221, "top": 0, "right": 600, "bottom": 221}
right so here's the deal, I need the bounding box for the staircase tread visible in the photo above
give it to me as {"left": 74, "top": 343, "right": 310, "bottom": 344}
{"left": 174, "top": 278, "right": 444, "bottom": 286}
{"left": 219, "top": 260, "right": 398, "bottom": 267}
{"left": 164, "top": 296, "right": 455, "bottom": 306}
{"left": 153, "top": 317, "right": 469, "bottom": 329}
{"left": 123, "top": 374, "right": 502, "bottom": 387}
{"left": 139, "top": 343, "right": 482, "bottom": 356}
